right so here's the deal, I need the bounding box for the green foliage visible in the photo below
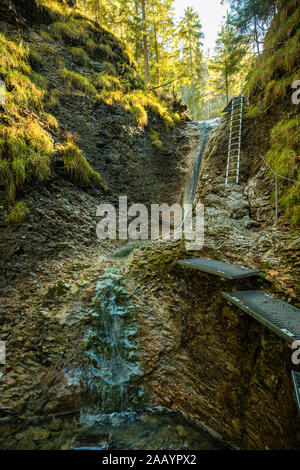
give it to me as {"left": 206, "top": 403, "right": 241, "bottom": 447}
{"left": 42, "top": 112, "right": 59, "bottom": 130}
{"left": 58, "top": 139, "right": 107, "bottom": 189}
{"left": 176, "top": 7, "right": 204, "bottom": 119}
{"left": 85, "top": 38, "right": 97, "bottom": 56}
{"left": 150, "top": 129, "right": 163, "bottom": 149}
{"left": 226, "top": 0, "right": 276, "bottom": 53}
{"left": 62, "top": 68, "right": 96, "bottom": 96}
{"left": 246, "top": 104, "right": 262, "bottom": 118}
{"left": 97, "top": 87, "right": 175, "bottom": 128}
{"left": 266, "top": 117, "right": 300, "bottom": 226}
{"left": 27, "top": 45, "right": 43, "bottom": 68}
{"left": 7, "top": 200, "right": 29, "bottom": 224}
{"left": 208, "top": 16, "right": 249, "bottom": 104}
{"left": 97, "top": 43, "right": 115, "bottom": 59}
{"left": 47, "top": 88, "right": 60, "bottom": 108}
{"left": 248, "top": 4, "right": 300, "bottom": 103}
{"left": 102, "top": 61, "right": 117, "bottom": 76}
{"left": 93, "top": 73, "right": 120, "bottom": 90}
{"left": 0, "top": 119, "right": 54, "bottom": 202}
{"left": 51, "top": 19, "right": 89, "bottom": 45}
{"left": 70, "top": 47, "right": 89, "bottom": 65}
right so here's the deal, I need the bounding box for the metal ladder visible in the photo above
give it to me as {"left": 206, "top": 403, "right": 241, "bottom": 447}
{"left": 225, "top": 96, "right": 244, "bottom": 185}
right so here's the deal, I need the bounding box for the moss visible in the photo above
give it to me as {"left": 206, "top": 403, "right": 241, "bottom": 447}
{"left": 45, "top": 280, "right": 69, "bottom": 299}
{"left": 0, "top": 119, "right": 54, "bottom": 203}
{"left": 247, "top": 3, "right": 300, "bottom": 104}
{"left": 7, "top": 200, "right": 29, "bottom": 224}
{"left": 129, "top": 104, "right": 148, "bottom": 127}
{"left": 85, "top": 38, "right": 97, "bottom": 56}
{"left": 150, "top": 129, "right": 163, "bottom": 149}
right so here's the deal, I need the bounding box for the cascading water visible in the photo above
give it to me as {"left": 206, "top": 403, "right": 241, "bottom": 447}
{"left": 83, "top": 264, "right": 145, "bottom": 414}
{"left": 183, "top": 118, "right": 220, "bottom": 221}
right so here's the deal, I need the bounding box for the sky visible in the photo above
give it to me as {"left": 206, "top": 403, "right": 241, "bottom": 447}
{"left": 174, "top": 0, "right": 228, "bottom": 54}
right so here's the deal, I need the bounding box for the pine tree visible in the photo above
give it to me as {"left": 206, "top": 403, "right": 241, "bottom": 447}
{"left": 208, "top": 16, "right": 249, "bottom": 104}
{"left": 224, "top": 0, "right": 277, "bottom": 53}
{"left": 177, "top": 7, "right": 204, "bottom": 120}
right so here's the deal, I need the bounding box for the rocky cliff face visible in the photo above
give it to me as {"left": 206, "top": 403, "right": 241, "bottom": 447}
{"left": 127, "top": 181, "right": 300, "bottom": 450}
{"left": 0, "top": 0, "right": 191, "bottom": 289}
{"left": 126, "top": 119, "right": 300, "bottom": 449}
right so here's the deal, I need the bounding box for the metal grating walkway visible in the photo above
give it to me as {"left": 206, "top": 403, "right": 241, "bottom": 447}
{"left": 222, "top": 291, "right": 300, "bottom": 343}
{"left": 178, "top": 258, "right": 260, "bottom": 279}
{"left": 292, "top": 371, "right": 300, "bottom": 414}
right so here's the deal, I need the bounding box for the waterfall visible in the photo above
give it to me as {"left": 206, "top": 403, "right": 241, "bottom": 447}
{"left": 182, "top": 118, "right": 220, "bottom": 224}
{"left": 184, "top": 118, "right": 220, "bottom": 207}
{"left": 84, "top": 264, "right": 144, "bottom": 414}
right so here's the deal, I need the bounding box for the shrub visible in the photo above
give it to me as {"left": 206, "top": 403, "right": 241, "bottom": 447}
{"left": 7, "top": 200, "right": 29, "bottom": 224}
{"left": 57, "top": 139, "right": 107, "bottom": 189}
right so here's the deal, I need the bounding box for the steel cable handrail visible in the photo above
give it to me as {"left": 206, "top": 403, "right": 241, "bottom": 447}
{"left": 259, "top": 154, "right": 300, "bottom": 221}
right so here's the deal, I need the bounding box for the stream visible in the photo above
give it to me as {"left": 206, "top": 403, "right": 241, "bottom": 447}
{"left": 0, "top": 120, "right": 227, "bottom": 451}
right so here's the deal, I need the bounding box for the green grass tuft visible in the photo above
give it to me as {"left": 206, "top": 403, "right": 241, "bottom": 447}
{"left": 62, "top": 68, "right": 96, "bottom": 96}
{"left": 70, "top": 47, "right": 89, "bottom": 65}
{"left": 7, "top": 200, "right": 29, "bottom": 224}
{"left": 58, "top": 139, "right": 107, "bottom": 189}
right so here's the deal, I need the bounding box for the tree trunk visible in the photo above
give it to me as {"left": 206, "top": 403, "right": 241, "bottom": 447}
{"left": 254, "top": 15, "right": 260, "bottom": 54}
{"left": 188, "top": 29, "right": 196, "bottom": 120}
{"left": 141, "top": 0, "right": 149, "bottom": 85}
{"left": 225, "top": 72, "right": 229, "bottom": 105}
{"left": 154, "top": 24, "right": 160, "bottom": 86}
